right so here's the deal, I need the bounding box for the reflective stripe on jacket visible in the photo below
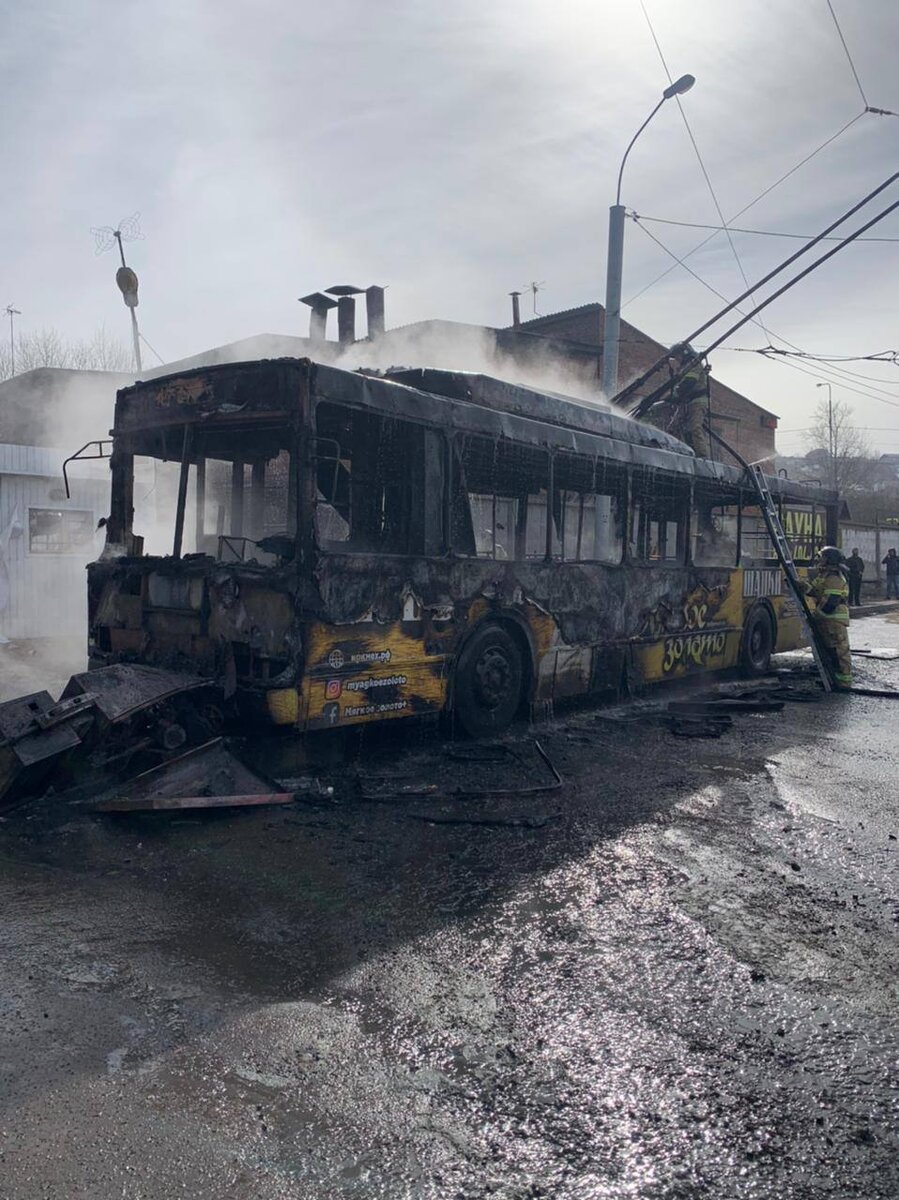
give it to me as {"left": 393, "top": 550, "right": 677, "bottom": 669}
{"left": 807, "top": 569, "right": 850, "bottom": 624}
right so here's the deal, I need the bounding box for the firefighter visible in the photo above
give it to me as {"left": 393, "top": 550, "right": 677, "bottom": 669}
{"left": 667, "top": 343, "right": 711, "bottom": 457}
{"left": 801, "top": 545, "right": 851, "bottom": 689}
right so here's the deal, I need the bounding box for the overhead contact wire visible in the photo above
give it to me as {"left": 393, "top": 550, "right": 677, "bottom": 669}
{"left": 629, "top": 213, "right": 899, "bottom": 243}
{"left": 657, "top": 196, "right": 899, "bottom": 409}
{"left": 614, "top": 169, "right": 899, "bottom": 409}
{"left": 638, "top": 0, "right": 770, "bottom": 338}
{"left": 623, "top": 112, "right": 866, "bottom": 309}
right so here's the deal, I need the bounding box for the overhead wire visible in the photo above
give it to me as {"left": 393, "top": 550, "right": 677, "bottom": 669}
{"left": 616, "top": 167, "right": 899, "bottom": 409}
{"left": 620, "top": 188, "right": 899, "bottom": 414}
{"left": 626, "top": 169, "right": 899, "bottom": 407}
{"left": 723, "top": 348, "right": 899, "bottom": 365}
{"left": 625, "top": 0, "right": 897, "bottom": 313}
{"left": 780, "top": 427, "right": 899, "bottom": 433}
{"left": 622, "top": 111, "right": 866, "bottom": 309}
{"left": 628, "top": 213, "right": 899, "bottom": 243}
{"left": 825, "top": 0, "right": 868, "bottom": 107}
{"left": 723, "top": 347, "right": 899, "bottom": 390}
{"left": 637, "top": 0, "right": 771, "bottom": 338}
{"left": 139, "top": 333, "right": 166, "bottom": 365}
{"left": 632, "top": 221, "right": 899, "bottom": 400}
{"left": 750, "top": 350, "right": 899, "bottom": 412}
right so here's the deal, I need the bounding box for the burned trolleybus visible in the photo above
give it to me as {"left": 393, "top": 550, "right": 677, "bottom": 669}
{"left": 88, "top": 358, "right": 838, "bottom": 737}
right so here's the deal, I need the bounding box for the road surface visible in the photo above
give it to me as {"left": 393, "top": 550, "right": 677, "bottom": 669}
{"left": 1, "top": 615, "right": 898, "bottom": 1198}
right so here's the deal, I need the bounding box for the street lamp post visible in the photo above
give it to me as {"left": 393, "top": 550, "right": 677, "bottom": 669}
{"left": 816, "top": 382, "right": 836, "bottom": 489}
{"left": 600, "top": 74, "right": 696, "bottom": 402}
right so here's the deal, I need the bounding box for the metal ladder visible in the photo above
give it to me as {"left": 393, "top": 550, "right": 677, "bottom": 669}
{"left": 705, "top": 427, "right": 833, "bottom": 691}
{"left": 747, "top": 465, "right": 832, "bottom": 691}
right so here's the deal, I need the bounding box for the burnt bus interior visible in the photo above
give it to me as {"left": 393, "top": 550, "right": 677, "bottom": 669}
{"left": 111, "top": 424, "right": 296, "bottom": 565}
{"left": 106, "top": 361, "right": 834, "bottom": 574}
{"left": 305, "top": 411, "right": 827, "bottom": 572}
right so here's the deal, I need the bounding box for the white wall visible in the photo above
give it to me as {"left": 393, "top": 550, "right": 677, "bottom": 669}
{"left": 839, "top": 522, "right": 899, "bottom": 584}
{"left": 0, "top": 444, "right": 109, "bottom": 640}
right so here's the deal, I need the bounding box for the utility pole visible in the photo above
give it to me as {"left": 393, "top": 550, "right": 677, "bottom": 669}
{"left": 601, "top": 74, "right": 695, "bottom": 401}
{"left": 5, "top": 305, "right": 21, "bottom": 376}
{"left": 816, "top": 382, "right": 837, "bottom": 490}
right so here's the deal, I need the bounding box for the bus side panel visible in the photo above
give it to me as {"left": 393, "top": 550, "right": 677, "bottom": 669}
{"left": 633, "top": 629, "right": 742, "bottom": 682}
{"left": 772, "top": 594, "right": 804, "bottom": 652}
{"left": 627, "top": 569, "right": 745, "bottom": 684}
{"left": 300, "top": 618, "right": 448, "bottom": 731}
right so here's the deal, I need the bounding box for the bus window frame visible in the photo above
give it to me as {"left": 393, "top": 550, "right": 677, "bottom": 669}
{"left": 550, "top": 450, "right": 626, "bottom": 566}
{"left": 312, "top": 401, "right": 448, "bottom": 560}
{"left": 626, "top": 467, "right": 689, "bottom": 567}
{"left": 691, "top": 482, "right": 742, "bottom": 569}
{"left": 450, "top": 431, "right": 552, "bottom": 563}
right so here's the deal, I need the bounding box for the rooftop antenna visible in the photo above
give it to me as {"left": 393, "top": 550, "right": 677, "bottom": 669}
{"left": 5, "top": 305, "right": 21, "bottom": 376}
{"left": 524, "top": 280, "right": 546, "bottom": 316}
{"left": 91, "top": 212, "right": 144, "bottom": 372}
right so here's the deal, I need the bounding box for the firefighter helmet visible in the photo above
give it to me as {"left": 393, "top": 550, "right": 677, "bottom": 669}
{"left": 818, "top": 546, "right": 843, "bottom": 566}
{"left": 670, "top": 342, "right": 695, "bottom": 360}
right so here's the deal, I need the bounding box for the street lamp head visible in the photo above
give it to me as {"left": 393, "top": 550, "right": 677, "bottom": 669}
{"left": 663, "top": 74, "right": 696, "bottom": 100}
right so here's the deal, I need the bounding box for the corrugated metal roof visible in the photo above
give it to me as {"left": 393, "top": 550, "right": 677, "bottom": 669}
{"left": 0, "top": 442, "right": 108, "bottom": 479}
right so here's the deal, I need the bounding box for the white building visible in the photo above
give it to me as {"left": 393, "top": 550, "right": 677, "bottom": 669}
{"left": 0, "top": 368, "right": 131, "bottom": 641}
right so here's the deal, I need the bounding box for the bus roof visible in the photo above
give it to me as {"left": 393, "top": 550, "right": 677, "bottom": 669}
{"left": 379, "top": 367, "right": 694, "bottom": 457}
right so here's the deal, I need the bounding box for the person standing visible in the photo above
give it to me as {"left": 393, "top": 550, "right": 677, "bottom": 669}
{"left": 882, "top": 547, "right": 899, "bottom": 600}
{"left": 801, "top": 546, "right": 851, "bottom": 689}
{"left": 846, "top": 548, "right": 865, "bottom": 607}
{"left": 668, "top": 344, "right": 712, "bottom": 458}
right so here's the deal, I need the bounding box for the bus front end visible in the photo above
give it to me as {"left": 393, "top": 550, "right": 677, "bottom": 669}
{"left": 88, "top": 358, "right": 312, "bottom": 730}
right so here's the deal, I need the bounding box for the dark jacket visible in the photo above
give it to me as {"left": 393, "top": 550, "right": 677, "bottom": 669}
{"left": 846, "top": 553, "right": 865, "bottom": 577}
{"left": 883, "top": 553, "right": 899, "bottom": 576}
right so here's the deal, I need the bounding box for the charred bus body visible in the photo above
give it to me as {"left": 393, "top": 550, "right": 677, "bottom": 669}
{"left": 87, "top": 357, "right": 838, "bottom": 740}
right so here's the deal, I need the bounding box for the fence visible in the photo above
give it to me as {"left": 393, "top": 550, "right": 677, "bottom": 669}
{"left": 838, "top": 521, "right": 899, "bottom": 596}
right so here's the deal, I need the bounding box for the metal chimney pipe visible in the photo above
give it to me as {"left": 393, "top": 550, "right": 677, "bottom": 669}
{"left": 366, "top": 285, "right": 386, "bottom": 338}
{"left": 509, "top": 291, "right": 521, "bottom": 327}
{"left": 310, "top": 309, "right": 327, "bottom": 341}
{"left": 337, "top": 296, "right": 356, "bottom": 346}
{"left": 299, "top": 292, "right": 337, "bottom": 342}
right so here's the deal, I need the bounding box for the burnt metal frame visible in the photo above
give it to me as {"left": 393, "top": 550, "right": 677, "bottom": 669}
{"left": 106, "top": 357, "right": 841, "bottom": 574}
{"left": 62, "top": 440, "right": 113, "bottom": 499}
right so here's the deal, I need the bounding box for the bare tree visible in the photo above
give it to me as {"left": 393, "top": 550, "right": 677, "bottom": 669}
{"left": 0, "top": 326, "right": 132, "bottom": 381}
{"left": 803, "top": 398, "right": 876, "bottom": 493}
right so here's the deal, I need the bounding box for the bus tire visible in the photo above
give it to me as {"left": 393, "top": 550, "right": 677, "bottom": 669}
{"left": 740, "top": 605, "right": 775, "bottom": 676}
{"left": 453, "top": 624, "right": 524, "bottom": 738}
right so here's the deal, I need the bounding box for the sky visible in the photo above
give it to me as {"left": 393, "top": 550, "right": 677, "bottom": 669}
{"left": 2, "top": 0, "right": 899, "bottom": 455}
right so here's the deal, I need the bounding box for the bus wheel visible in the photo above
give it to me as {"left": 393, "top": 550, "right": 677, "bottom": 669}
{"left": 453, "top": 624, "right": 524, "bottom": 738}
{"left": 740, "top": 606, "right": 774, "bottom": 676}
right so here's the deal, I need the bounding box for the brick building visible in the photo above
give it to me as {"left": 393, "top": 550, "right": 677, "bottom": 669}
{"left": 509, "top": 303, "right": 779, "bottom": 465}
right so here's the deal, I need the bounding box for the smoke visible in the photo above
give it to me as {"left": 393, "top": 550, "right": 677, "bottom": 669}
{"left": 136, "top": 320, "right": 623, "bottom": 411}
{"left": 332, "top": 320, "right": 612, "bottom": 409}
{"left": 0, "top": 638, "right": 85, "bottom": 703}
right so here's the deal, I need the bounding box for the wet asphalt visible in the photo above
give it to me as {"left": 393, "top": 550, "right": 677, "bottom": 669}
{"left": 1, "top": 615, "right": 898, "bottom": 1199}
